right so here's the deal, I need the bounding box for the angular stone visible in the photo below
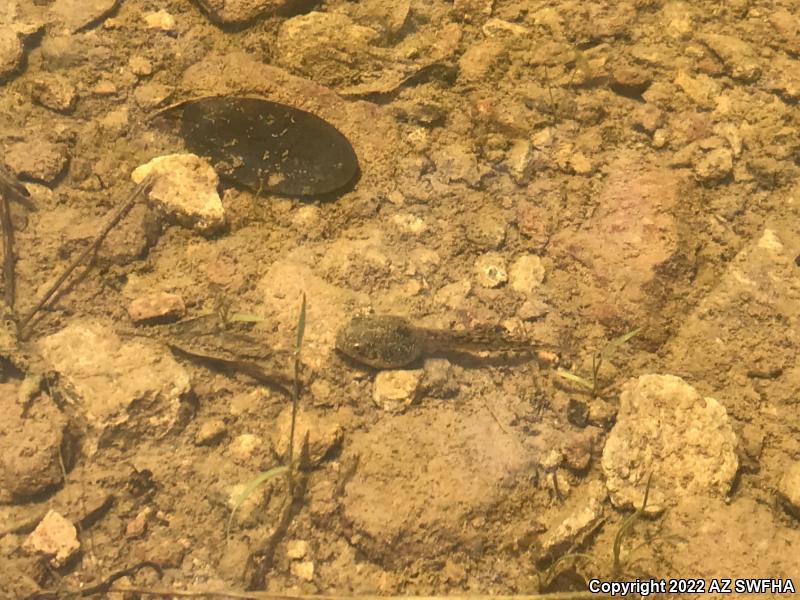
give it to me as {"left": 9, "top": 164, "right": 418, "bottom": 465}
{"left": 38, "top": 321, "right": 192, "bottom": 453}
{"left": 0, "top": 384, "right": 69, "bottom": 502}
{"left": 132, "top": 153, "right": 225, "bottom": 235}
{"left": 4, "top": 140, "right": 68, "bottom": 183}
{"left": 509, "top": 254, "right": 545, "bottom": 294}
{"left": 23, "top": 510, "right": 79, "bottom": 567}
{"left": 373, "top": 369, "right": 423, "bottom": 412}
{"left": 127, "top": 292, "right": 186, "bottom": 324}
{"left": 602, "top": 374, "right": 738, "bottom": 509}
{"left": 700, "top": 33, "right": 761, "bottom": 81}
{"left": 30, "top": 74, "right": 77, "bottom": 112}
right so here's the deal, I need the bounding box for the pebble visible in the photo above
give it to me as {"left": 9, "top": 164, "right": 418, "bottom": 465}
{"left": 127, "top": 292, "right": 186, "bottom": 324}
{"left": 700, "top": 33, "right": 761, "bottom": 81}
{"left": 694, "top": 147, "right": 733, "bottom": 182}
{"left": 131, "top": 153, "right": 226, "bottom": 235}
{"left": 4, "top": 140, "right": 69, "bottom": 183}
{"left": 23, "top": 510, "right": 80, "bottom": 568}
{"left": 144, "top": 10, "right": 177, "bottom": 32}
{"left": 505, "top": 139, "right": 534, "bottom": 185}
{"left": 422, "top": 358, "right": 458, "bottom": 399}
{"left": 30, "top": 74, "right": 77, "bottom": 113}
{"left": 286, "top": 539, "right": 309, "bottom": 559}
{"left": 516, "top": 201, "right": 552, "bottom": 249}
{"left": 271, "top": 406, "right": 343, "bottom": 465}
{"left": 228, "top": 434, "right": 263, "bottom": 463}
{"left": 0, "top": 27, "right": 24, "bottom": 80}
{"left": 0, "top": 383, "right": 69, "bottom": 502}
{"left": 509, "top": 254, "right": 545, "bottom": 294}
{"left": 133, "top": 82, "right": 173, "bottom": 109}
{"left": 474, "top": 252, "right": 508, "bottom": 288}
{"left": 373, "top": 369, "right": 423, "bottom": 412}
{"left": 128, "top": 55, "right": 153, "bottom": 77}
{"left": 125, "top": 506, "right": 153, "bottom": 538}
{"left": 602, "top": 374, "right": 738, "bottom": 510}
{"left": 91, "top": 79, "right": 117, "bottom": 95}
{"left": 194, "top": 419, "right": 227, "bottom": 446}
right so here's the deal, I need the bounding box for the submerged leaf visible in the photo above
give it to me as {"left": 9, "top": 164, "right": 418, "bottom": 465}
{"left": 156, "top": 96, "right": 359, "bottom": 196}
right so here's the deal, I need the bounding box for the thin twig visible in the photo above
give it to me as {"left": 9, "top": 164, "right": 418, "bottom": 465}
{"left": 0, "top": 162, "right": 29, "bottom": 312}
{"left": 29, "top": 561, "right": 162, "bottom": 599}
{"left": 17, "top": 175, "right": 154, "bottom": 336}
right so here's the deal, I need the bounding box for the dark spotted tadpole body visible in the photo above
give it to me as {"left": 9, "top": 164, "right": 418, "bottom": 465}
{"left": 156, "top": 96, "right": 359, "bottom": 196}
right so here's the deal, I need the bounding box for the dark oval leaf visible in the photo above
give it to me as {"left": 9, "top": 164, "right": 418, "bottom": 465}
{"left": 157, "top": 96, "right": 359, "bottom": 196}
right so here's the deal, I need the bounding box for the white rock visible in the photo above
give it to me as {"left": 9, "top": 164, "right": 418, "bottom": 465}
{"left": 132, "top": 154, "right": 225, "bottom": 235}
{"left": 291, "top": 560, "right": 314, "bottom": 581}
{"left": 474, "top": 252, "right": 508, "bottom": 288}
{"left": 602, "top": 374, "right": 738, "bottom": 509}
{"left": 509, "top": 254, "right": 545, "bottom": 294}
{"left": 373, "top": 369, "right": 423, "bottom": 412}
{"left": 286, "top": 539, "right": 309, "bottom": 559}
{"left": 23, "top": 510, "right": 80, "bottom": 568}
{"left": 228, "top": 434, "right": 263, "bottom": 462}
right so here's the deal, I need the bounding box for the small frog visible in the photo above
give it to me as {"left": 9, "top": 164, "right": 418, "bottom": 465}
{"left": 335, "top": 314, "right": 558, "bottom": 369}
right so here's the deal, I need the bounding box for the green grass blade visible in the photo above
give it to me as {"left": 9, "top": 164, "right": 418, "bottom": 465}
{"left": 556, "top": 368, "right": 595, "bottom": 391}
{"left": 601, "top": 327, "right": 641, "bottom": 360}
{"left": 226, "top": 465, "right": 289, "bottom": 538}
{"left": 295, "top": 292, "right": 306, "bottom": 353}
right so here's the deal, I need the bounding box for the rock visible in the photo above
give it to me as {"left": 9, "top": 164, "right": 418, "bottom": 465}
{"left": 505, "top": 138, "right": 534, "bottom": 185}
{"left": 286, "top": 539, "right": 309, "bottom": 559}
{"left": 373, "top": 369, "right": 423, "bottom": 412}
{"left": 549, "top": 154, "right": 682, "bottom": 324}
{"left": 95, "top": 203, "right": 161, "bottom": 266}
{"left": 431, "top": 143, "right": 483, "bottom": 187}
{"left": 98, "top": 107, "right": 129, "bottom": 135}
{"left": 674, "top": 71, "right": 720, "bottom": 108}
{"left": 342, "top": 405, "right": 537, "bottom": 565}
{"left": 143, "top": 10, "right": 176, "bottom": 32}
{"left": 128, "top": 55, "right": 152, "bottom": 77}
{"left": 4, "top": 140, "right": 68, "bottom": 183}
{"left": 0, "top": 384, "right": 70, "bottom": 502}
{"left": 272, "top": 406, "right": 342, "bottom": 466}
{"left": 458, "top": 39, "right": 506, "bottom": 82}
{"left": 195, "top": 0, "right": 285, "bottom": 25}
{"left": 509, "top": 254, "right": 545, "bottom": 295}
{"left": 30, "top": 74, "right": 77, "bottom": 112}
{"left": 125, "top": 506, "right": 153, "bottom": 538}
{"left": 0, "top": 26, "right": 23, "bottom": 80}
{"left": 127, "top": 292, "right": 186, "bottom": 324}
{"left": 133, "top": 82, "right": 173, "bottom": 109}
{"left": 694, "top": 147, "right": 733, "bottom": 182}
{"left": 516, "top": 201, "right": 552, "bottom": 249}
{"left": 463, "top": 209, "right": 506, "bottom": 249}
{"left": 561, "top": 428, "right": 599, "bottom": 472}
{"left": 228, "top": 434, "right": 264, "bottom": 463}
{"left": 276, "top": 12, "right": 381, "bottom": 87}
{"left": 291, "top": 560, "right": 314, "bottom": 581}
{"left": 194, "top": 419, "right": 227, "bottom": 446}
{"left": 451, "top": 0, "right": 494, "bottom": 21}
{"left": 38, "top": 321, "right": 192, "bottom": 453}
{"left": 132, "top": 154, "right": 225, "bottom": 235}
{"left": 23, "top": 511, "right": 80, "bottom": 568}
{"left": 51, "top": 0, "right": 121, "bottom": 32}
{"left": 610, "top": 62, "right": 651, "bottom": 96}
{"left": 90, "top": 79, "right": 116, "bottom": 95}
{"left": 778, "top": 462, "right": 800, "bottom": 519}
{"left": 540, "top": 481, "right": 605, "bottom": 557}
{"left": 631, "top": 104, "right": 663, "bottom": 134}
{"left": 602, "top": 374, "right": 738, "bottom": 510}
{"left": 700, "top": 33, "right": 761, "bottom": 81}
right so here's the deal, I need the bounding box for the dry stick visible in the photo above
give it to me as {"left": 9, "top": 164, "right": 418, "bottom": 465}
{"left": 17, "top": 175, "right": 154, "bottom": 336}
{"left": 0, "top": 184, "right": 15, "bottom": 309}
{"left": 111, "top": 589, "right": 608, "bottom": 600}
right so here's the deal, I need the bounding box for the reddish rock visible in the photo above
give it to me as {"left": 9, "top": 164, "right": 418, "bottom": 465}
{"left": 127, "top": 292, "right": 186, "bottom": 324}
